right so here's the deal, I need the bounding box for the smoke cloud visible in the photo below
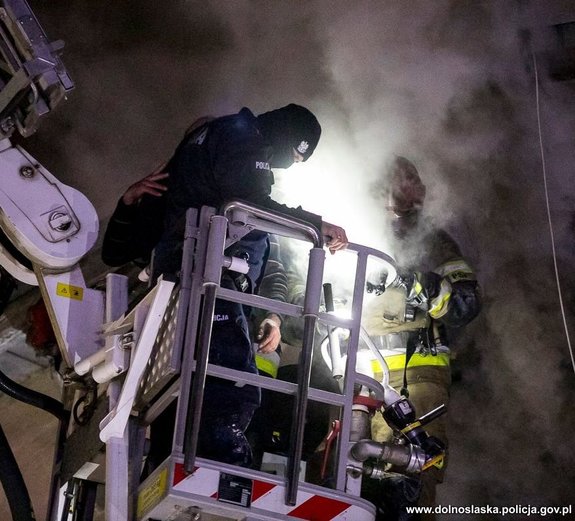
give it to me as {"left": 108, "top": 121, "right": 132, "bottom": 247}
{"left": 19, "top": 0, "right": 575, "bottom": 511}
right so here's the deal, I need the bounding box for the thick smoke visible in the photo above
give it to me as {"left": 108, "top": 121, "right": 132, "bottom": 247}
{"left": 20, "top": 0, "right": 575, "bottom": 511}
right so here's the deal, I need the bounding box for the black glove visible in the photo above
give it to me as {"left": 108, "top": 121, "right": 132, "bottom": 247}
{"left": 418, "top": 271, "right": 441, "bottom": 300}
{"left": 400, "top": 271, "right": 441, "bottom": 308}
{"left": 365, "top": 270, "right": 389, "bottom": 296}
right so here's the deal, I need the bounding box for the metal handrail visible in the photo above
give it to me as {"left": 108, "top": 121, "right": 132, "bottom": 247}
{"left": 179, "top": 201, "right": 401, "bottom": 503}
{"left": 222, "top": 200, "right": 322, "bottom": 246}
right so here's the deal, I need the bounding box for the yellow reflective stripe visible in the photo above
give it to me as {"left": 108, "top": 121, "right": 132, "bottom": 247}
{"left": 428, "top": 279, "right": 451, "bottom": 319}
{"left": 255, "top": 355, "right": 278, "bottom": 378}
{"left": 435, "top": 260, "right": 476, "bottom": 283}
{"left": 423, "top": 454, "right": 445, "bottom": 471}
{"left": 413, "top": 280, "right": 423, "bottom": 295}
{"left": 371, "top": 352, "right": 450, "bottom": 372}
{"left": 433, "top": 457, "right": 445, "bottom": 470}
{"left": 435, "top": 259, "right": 473, "bottom": 277}
{"left": 401, "top": 421, "right": 421, "bottom": 435}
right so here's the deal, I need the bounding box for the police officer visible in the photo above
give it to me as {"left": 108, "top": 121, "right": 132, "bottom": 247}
{"left": 103, "top": 104, "right": 348, "bottom": 467}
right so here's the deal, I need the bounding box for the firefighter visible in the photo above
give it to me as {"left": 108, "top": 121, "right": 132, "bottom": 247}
{"left": 102, "top": 104, "right": 348, "bottom": 468}
{"left": 362, "top": 156, "right": 482, "bottom": 520}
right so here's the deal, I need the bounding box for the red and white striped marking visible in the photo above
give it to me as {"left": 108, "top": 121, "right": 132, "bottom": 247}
{"left": 172, "top": 463, "right": 373, "bottom": 520}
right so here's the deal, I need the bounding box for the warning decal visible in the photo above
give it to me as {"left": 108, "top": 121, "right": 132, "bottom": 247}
{"left": 56, "top": 282, "right": 84, "bottom": 300}
{"left": 137, "top": 468, "right": 168, "bottom": 518}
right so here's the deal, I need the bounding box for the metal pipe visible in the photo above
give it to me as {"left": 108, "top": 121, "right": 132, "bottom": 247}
{"left": 183, "top": 215, "right": 227, "bottom": 473}
{"left": 350, "top": 439, "right": 425, "bottom": 474}
{"left": 350, "top": 439, "right": 397, "bottom": 462}
{"left": 183, "top": 283, "right": 217, "bottom": 474}
{"left": 345, "top": 242, "right": 398, "bottom": 286}
{"left": 323, "top": 283, "right": 344, "bottom": 379}
{"left": 286, "top": 314, "right": 315, "bottom": 505}
{"left": 174, "top": 208, "right": 208, "bottom": 454}
{"left": 286, "top": 246, "right": 325, "bottom": 505}
{"left": 334, "top": 250, "right": 369, "bottom": 491}
{"left": 418, "top": 404, "right": 447, "bottom": 427}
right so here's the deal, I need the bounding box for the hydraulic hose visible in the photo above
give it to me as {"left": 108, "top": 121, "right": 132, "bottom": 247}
{"left": 0, "top": 368, "right": 69, "bottom": 520}
{"left": 0, "top": 422, "right": 35, "bottom": 521}
{"left": 0, "top": 367, "right": 67, "bottom": 421}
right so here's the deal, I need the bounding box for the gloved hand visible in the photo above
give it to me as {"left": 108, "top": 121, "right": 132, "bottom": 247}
{"left": 256, "top": 313, "right": 281, "bottom": 353}
{"left": 417, "top": 271, "right": 441, "bottom": 301}
{"left": 366, "top": 270, "right": 390, "bottom": 296}
{"left": 396, "top": 271, "right": 441, "bottom": 308}
{"left": 421, "top": 434, "right": 446, "bottom": 470}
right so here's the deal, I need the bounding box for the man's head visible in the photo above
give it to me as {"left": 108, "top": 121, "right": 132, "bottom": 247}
{"left": 256, "top": 104, "right": 321, "bottom": 168}
{"left": 384, "top": 156, "right": 426, "bottom": 237}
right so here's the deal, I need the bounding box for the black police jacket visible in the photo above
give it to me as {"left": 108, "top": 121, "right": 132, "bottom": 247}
{"left": 102, "top": 108, "right": 323, "bottom": 274}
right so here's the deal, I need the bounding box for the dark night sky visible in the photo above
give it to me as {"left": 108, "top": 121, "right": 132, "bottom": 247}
{"left": 18, "top": 0, "right": 575, "bottom": 513}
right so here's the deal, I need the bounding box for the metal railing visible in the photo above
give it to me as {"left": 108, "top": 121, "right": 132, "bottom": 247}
{"left": 172, "top": 201, "right": 398, "bottom": 506}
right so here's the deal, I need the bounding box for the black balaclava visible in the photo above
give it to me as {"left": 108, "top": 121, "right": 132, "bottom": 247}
{"left": 256, "top": 104, "right": 321, "bottom": 168}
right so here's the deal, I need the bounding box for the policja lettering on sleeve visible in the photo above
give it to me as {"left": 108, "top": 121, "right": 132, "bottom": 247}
{"left": 255, "top": 161, "right": 270, "bottom": 171}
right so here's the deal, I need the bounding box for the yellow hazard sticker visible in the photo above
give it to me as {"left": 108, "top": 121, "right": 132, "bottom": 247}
{"left": 422, "top": 455, "right": 444, "bottom": 471}
{"left": 401, "top": 421, "right": 421, "bottom": 435}
{"left": 137, "top": 468, "right": 168, "bottom": 518}
{"left": 56, "top": 282, "right": 83, "bottom": 300}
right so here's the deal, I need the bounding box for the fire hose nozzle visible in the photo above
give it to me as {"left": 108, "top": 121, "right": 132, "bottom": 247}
{"left": 349, "top": 440, "right": 427, "bottom": 474}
